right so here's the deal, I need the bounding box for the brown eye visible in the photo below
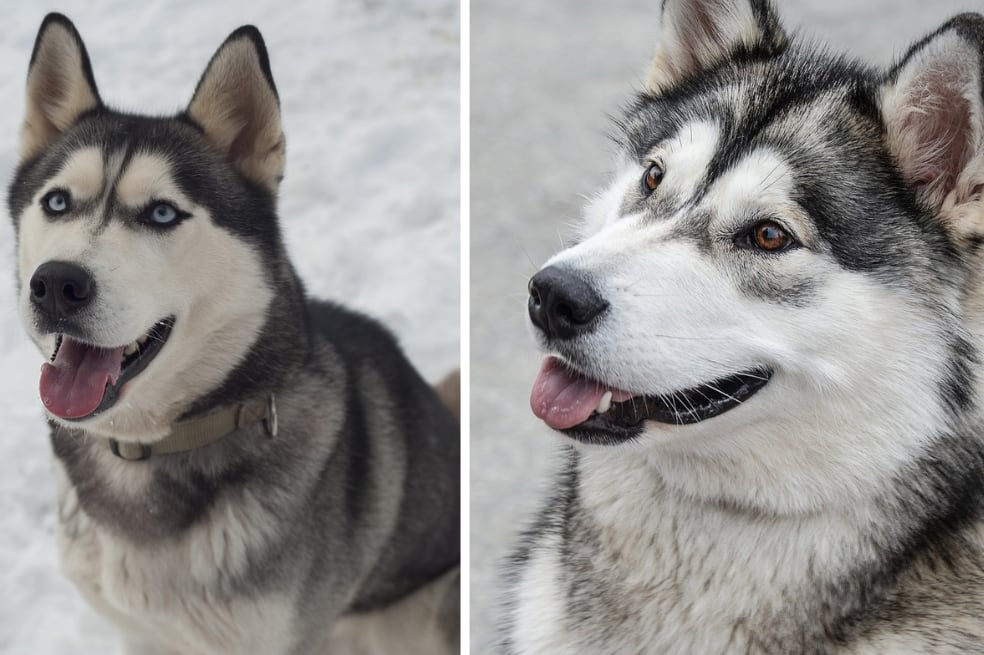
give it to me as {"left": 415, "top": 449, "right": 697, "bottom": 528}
{"left": 642, "top": 161, "right": 664, "bottom": 195}
{"left": 751, "top": 221, "right": 793, "bottom": 252}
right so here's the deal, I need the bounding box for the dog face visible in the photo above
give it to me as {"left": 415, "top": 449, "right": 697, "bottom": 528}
{"left": 528, "top": 0, "right": 984, "bottom": 512}
{"left": 10, "top": 15, "right": 287, "bottom": 441}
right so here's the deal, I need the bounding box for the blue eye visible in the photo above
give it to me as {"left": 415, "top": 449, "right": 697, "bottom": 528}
{"left": 41, "top": 190, "right": 71, "bottom": 216}
{"left": 138, "top": 200, "right": 189, "bottom": 228}
{"left": 151, "top": 203, "right": 178, "bottom": 224}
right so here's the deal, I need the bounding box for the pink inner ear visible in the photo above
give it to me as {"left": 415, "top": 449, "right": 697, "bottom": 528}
{"left": 896, "top": 74, "right": 973, "bottom": 201}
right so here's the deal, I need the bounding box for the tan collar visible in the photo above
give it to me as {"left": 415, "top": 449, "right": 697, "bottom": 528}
{"left": 107, "top": 395, "right": 278, "bottom": 461}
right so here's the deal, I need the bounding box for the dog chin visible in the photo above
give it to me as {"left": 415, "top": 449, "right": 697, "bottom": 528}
{"left": 46, "top": 397, "right": 174, "bottom": 443}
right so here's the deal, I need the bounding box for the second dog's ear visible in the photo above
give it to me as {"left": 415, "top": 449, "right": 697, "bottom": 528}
{"left": 187, "top": 27, "right": 285, "bottom": 193}
{"left": 21, "top": 13, "right": 102, "bottom": 162}
{"left": 646, "top": 0, "right": 787, "bottom": 93}
{"left": 881, "top": 14, "right": 984, "bottom": 228}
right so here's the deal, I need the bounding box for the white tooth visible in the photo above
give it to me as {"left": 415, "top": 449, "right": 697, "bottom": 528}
{"left": 597, "top": 391, "right": 613, "bottom": 415}
{"left": 137, "top": 334, "right": 149, "bottom": 345}
{"left": 124, "top": 342, "right": 138, "bottom": 356}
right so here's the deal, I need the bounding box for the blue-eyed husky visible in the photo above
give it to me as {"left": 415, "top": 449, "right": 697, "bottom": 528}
{"left": 10, "top": 13, "right": 459, "bottom": 655}
{"left": 507, "top": 0, "right": 984, "bottom": 652}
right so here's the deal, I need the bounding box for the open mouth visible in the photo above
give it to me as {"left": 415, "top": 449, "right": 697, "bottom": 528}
{"left": 530, "top": 356, "right": 772, "bottom": 445}
{"left": 39, "top": 317, "right": 175, "bottom": 421}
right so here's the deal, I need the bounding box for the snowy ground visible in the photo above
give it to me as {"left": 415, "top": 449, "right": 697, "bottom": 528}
{"left": 0, "top": 1, "right": 458, "bottom": 653}
{"left": 469, "top": 0, "right": 977, "bottom": 652}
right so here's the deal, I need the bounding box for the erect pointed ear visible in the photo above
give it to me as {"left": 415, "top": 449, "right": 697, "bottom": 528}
{"left": 646, "top": 0, "right": 787, "bottom": 93}
{"left": 186, "top": 26, "right": 285, "bottom": 193}
{"left": 880, "top": 14, "right": 984, "bottom": 230}
{"left": 20, "top": 13, "right": 102, "bottom": 162}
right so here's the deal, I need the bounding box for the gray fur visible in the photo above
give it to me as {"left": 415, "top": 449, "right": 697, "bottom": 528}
{"left": 505, "top": 1, "right": 984, "bottom": 653}
{"left": 11, "top": 13, "right": 458, "bottom": 655}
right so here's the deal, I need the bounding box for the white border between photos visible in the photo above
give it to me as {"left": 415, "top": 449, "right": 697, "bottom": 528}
{"left": 459, "top": 0, "right": 471, "bottom": 649}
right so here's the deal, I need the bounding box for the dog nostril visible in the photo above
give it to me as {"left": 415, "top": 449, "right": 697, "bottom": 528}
{"left": 63, "top": 282, "right": 86, "bottom": 302}
{"left": 30, "top": 278, "right": 47, "bottom": 299}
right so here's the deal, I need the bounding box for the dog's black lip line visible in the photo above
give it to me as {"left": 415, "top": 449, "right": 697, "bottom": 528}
{"left": 561, "top": 367, "right": 774, "bottom": 445}
{"left": 50, "top": 333, "right": 63, "bottom": 362}
{"left": 61, "top": 316, "right": 176, "bottom": 422}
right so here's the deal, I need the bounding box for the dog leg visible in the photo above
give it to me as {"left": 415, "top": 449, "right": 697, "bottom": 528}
{"left": 434, "top": 369, "right": 460, "bottom": 421}
{"left": 329, "top": 565, "right": 460, "bottom": 655}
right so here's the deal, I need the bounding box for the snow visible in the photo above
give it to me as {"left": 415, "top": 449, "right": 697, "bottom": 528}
{"left": 0, "top": 1, "right": 458, "bottom": 652}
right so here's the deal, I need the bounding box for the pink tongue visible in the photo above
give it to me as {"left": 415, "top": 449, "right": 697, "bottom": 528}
{"left": 39, "top": 338, "right": 125, "bottom": 419}
{"left": 530, "top": 356, "right": 632, "bottom": 430}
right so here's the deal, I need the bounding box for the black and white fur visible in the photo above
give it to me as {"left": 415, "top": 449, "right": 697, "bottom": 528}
{"left": 10, "top": 14, "right": 459, "bottom": 655}
{"left": 506, "top": 1, "right": 984, "bottom": 652}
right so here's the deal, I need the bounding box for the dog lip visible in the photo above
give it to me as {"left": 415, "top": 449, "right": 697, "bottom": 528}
{"left": 59, "top": 316, "right": 176, "bottom": 422}
{"left": 49, "top": 333, "right": 63, "bottom": 362}
{"left": 560, "top": 367, "right": 773, "bottom": 443}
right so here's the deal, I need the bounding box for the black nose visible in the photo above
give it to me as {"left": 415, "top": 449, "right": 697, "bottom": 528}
{"left": 528, "top": 266, "right": 608, "bottom": 340}
{"left": 29, "top": 261, "right": 95, "bottom": 320}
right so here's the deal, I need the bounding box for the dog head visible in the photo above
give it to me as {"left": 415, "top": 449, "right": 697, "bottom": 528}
{"left": 528, "top": 0, "right": 984, "bottom": 513}
{"left": 10, "top": 14, "right": 290, "bottom": 441}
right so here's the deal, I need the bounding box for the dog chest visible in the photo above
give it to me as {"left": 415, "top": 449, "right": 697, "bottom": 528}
{"left": 56, "top": 476, "right": 299, "bottom": 655}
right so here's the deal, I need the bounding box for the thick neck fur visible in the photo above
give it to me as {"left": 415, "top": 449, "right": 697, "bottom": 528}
{"left": 567, "top": 431, "right": 984, "bottom": 649}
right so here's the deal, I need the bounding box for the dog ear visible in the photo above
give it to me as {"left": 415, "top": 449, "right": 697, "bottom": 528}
{"left": 186, "top": 26, "right": 285, "bottom": 193}
{"left": 646, "top": 0, "right": 787, "bottom": 92}
{"left": 20, "top": 13, "right": 101, "bottom": 162}
{"left": 881, "top": 14, "right": 984, "bottom": 227}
